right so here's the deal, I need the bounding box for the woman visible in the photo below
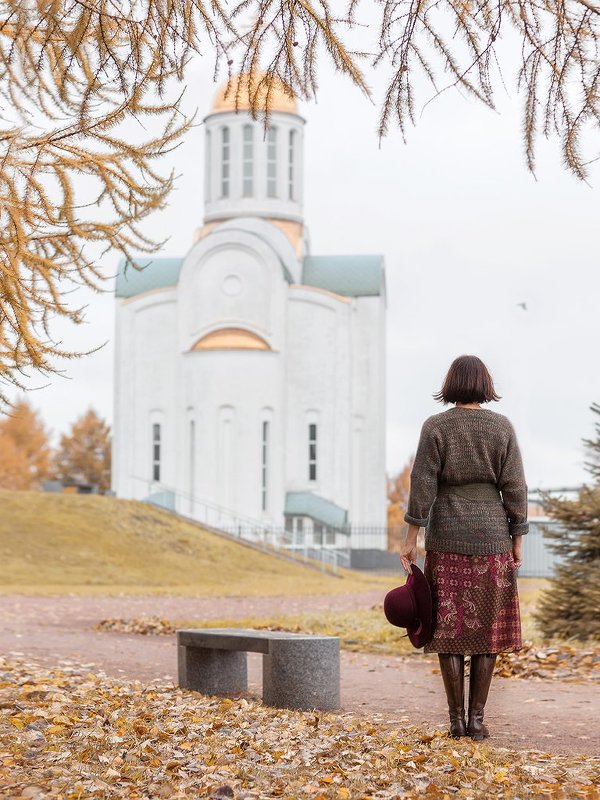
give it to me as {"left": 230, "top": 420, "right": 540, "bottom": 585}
{"left": 400, "top": 355, "right": 528, "bottom": 741}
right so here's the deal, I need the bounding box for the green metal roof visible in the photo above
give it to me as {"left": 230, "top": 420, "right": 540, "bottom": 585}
{"left": 116, "top": 252, "right": 384, "bottom": 299}
{"left": 115, "top": 257, "right": 184, "bottom": 298}
{"left": 285, "top": 491, "right": 348, "bottom": 529}
{"left": 302, "top": 255, "right": 384, "bottom": 297}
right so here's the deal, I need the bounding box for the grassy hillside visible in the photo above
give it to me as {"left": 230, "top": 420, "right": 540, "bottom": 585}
{"left": 0, "top": 491, "right": 389, "bottom": 596}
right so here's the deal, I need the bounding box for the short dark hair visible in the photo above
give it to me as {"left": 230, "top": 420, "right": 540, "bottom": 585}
{"left": 433, "top": 355, "right": 501, "bottom": 404}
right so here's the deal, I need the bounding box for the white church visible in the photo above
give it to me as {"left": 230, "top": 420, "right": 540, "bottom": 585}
{"left": 113, "top": 74, "right": 387, "bottom": 549}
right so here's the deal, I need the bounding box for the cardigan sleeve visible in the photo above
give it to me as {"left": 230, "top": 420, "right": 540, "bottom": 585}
{"left": 498, "top": 424, "right": 529, "bottom": 536}
{"left": 404, "top": 419, "right": 442, "bottom": 528}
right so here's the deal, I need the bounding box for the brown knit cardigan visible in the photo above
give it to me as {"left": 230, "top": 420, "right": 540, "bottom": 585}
{"left": 404, "top": 407, "right": 529, "bottom": 555}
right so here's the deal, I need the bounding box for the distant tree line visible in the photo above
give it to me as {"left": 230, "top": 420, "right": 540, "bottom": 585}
{"left": 0, "top": 401, "right": 111, "bottom": 493}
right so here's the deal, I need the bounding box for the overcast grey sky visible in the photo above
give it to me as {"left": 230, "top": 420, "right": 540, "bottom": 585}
{"left": 9, "top": 51, "right": 600, "bottom": 491}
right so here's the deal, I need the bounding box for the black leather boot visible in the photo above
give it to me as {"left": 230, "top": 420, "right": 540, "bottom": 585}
{"left": 438, "top": 653, "right": 467, "bottom": 738}
{"left": 467, "top": 653, "right": 497, "bottom": 741}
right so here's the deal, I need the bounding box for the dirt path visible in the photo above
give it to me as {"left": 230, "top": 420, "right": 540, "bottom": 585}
{"left": 1, "top": 594, "right": 597, "bottom": 757}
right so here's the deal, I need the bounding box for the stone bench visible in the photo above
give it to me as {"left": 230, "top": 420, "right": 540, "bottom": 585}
{"left": 177, "top": 628, "right": 340, "bottom": 711}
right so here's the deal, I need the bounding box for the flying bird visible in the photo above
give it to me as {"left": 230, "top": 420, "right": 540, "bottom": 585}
{"left": 517, "top": 302, "right": 528, "bottom": 311}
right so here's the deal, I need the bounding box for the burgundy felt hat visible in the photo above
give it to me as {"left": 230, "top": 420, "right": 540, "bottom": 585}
{"left": 384, "top": 564, "right": 433, "bottom": 648}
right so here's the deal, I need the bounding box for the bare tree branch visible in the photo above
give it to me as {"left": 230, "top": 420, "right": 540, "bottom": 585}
{"left": 1, "top": 0, "right": 599, "bottom": 397}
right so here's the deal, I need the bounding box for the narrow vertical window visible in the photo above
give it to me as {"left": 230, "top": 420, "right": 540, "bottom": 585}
{"left": 266, "top": 127, "right": 277, "bottom": 198}
{"left": 288, "top": 130, "right": 295, "bottom": 200}
{"left": 205, "top": 130, "right": 211, "bottom": 202}
{"left": 221, "top": 127, "right": 230, "bottom": 197}
{"left": 152, "top": 423, "right": 161, "bottom": 482}
{"left": 261, "top": 420, "right": 269, "bottom": 511}
{"left": 308, "top": 423, "right": 317, "bottom": 481}
{"left": 243, "top": 125, "right": 253, "bottom": 197}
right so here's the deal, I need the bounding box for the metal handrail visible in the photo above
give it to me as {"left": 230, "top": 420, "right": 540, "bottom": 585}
{"left": 130, "top": 475, "right": 350, "bottom": 574}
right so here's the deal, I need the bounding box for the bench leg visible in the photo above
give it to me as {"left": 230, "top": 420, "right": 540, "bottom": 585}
{"left": 178, "top": 646, "right": 248, "bottom": 695}
{"left": 262, "top": 639, "right": 340, "bottom": 711}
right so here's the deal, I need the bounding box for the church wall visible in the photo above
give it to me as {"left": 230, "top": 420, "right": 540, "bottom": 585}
{"left": 177, "top": 229, "right": 290, "bottom": 354}
{"left": 350, "top": 294, "right": 387, "bottom": 539}
{"left": 113, "top": 260, "right": 387, "bottom": 542}
{"left": 174, "top": 227, "right": 289, "bottom": 525}
{"left": 182, "top": 247, "right": 276, "bottom": 349}
{"left": 285, "top": 288, "right": 352, "bottom": 514}
{"left": 182, "top": 350, "right": 285, "bottom": 524}
{"left": 113, "top": 291, "right": 180, "bottom": 502}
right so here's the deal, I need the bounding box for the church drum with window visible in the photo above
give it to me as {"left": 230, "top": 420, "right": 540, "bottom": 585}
{"left": 112, "top": 74, "right": 387, "bottom": 550}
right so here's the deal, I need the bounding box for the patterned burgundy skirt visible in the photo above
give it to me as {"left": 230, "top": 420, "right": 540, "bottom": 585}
{"left": 423, "top": 550, "right": 522, "bottom": 655}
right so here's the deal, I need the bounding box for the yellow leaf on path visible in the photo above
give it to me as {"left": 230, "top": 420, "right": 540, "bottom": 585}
{"left": 46, "top": 725, "right": 65, "bottom": 735}
{"left": 338, "top": 789, "right": 350, "bottom": 799}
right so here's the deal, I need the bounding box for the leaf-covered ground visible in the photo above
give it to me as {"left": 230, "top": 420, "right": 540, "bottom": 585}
{"left": 95, "top": 616, "right": 600, "bottom": 683}
{"left": 495, "top": 642, "right": 600, "bottom": 682}
{"left": 171, "top": 599, "right": 562, "bottom": 657}
{"left": 2, "top": 658, "right": 597, "bottom": 800}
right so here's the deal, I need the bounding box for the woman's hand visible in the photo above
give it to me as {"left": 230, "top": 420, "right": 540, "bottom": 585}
{"left": 512, "top": 535, "right": 523, "bottom": 569}
{"left": 400, "top": 524, "right": 420, "bottom": 574}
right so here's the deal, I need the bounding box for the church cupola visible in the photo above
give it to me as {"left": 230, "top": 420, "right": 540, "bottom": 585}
{"left": 203, "top": 73, "right": 304, "bottom": 226}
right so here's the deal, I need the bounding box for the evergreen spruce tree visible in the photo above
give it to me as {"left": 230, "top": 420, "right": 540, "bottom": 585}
{"left": 535, "top": 403, "right": 600, "bottom": 641}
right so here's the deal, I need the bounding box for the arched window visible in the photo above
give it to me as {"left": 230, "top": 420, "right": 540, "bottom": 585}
{"left": 288, "top": 130, "right": 296, "bottom": 200}
{"left": 205, "top": 130, "right": 211, "bottom": 202}
{"left": 221, "top": 127, "right": 230, "bottom": 197}
{"left": 266, "top": 127, "right": 277, "bottom": 198}
{"left": 192, "top": 328, "right": 271, "bottom": 351}
{"left": 242, "top": 125, "right": 254, "bottom": 197}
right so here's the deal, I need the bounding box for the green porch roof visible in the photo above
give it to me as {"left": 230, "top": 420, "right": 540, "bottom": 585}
{"left": 301, "top": 255, "right": 384, "bottom": 297}
{"left": 116, "top": 257, "right": 184, "bottom": 298}
{"left": 285, "top": 491, "right": 348, "bottom": 529}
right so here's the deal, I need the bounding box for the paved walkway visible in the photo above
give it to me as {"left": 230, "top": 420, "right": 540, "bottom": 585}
{"left": 1, "top": 594, "right": 597, "bottom": 756}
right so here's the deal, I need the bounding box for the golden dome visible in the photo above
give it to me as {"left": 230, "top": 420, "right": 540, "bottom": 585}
{"left": 211, "top": 72, "right": 298, "bottom": 115}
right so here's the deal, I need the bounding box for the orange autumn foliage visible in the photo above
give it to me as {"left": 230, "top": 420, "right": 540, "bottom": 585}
{"left": 388, "top": 456, "right": 425, "bottom": 557}
{"left": 53, "top": 409, "right": 111, "bottom": 492}
{"left": 0, "top": 399, "right": 52, "bottom": 489}
{"left": 387, "top": 457, "right": 413, "bottom": 553}
{"left": 0, "top": 433, "right": 31, "bottom": 490}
